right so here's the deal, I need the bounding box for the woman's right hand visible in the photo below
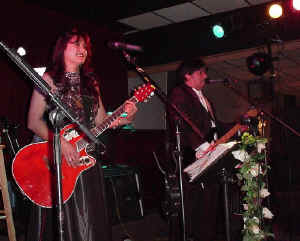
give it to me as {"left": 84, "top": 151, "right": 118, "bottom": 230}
{"left": 60, "top": 138, "right": 81, "bottom": 167}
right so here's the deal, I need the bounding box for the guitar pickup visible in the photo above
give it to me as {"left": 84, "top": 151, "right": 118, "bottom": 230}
{"left": 63, "top": 129, "right": 80, "bottom": 141}
{"left": 79, "top": 156, "right": 92, "bottom": 166}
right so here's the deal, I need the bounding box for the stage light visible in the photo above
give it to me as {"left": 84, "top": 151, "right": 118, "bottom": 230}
{"left": 17, "top": 47, "right": 26, "bottom": 56}
{"left": 268, "top": 3, "right": 283, "bottom": 19}
{"left": 246, "top": 52, "right": 272, "bottom": 76}
{"left": 292, "top": 0, "right": 300, "bottom": 10}
{"left": 212, "top": 24, "right": 225, "bottom": 39}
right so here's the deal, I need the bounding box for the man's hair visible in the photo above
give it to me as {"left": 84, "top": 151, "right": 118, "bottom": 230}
{"left": 176, "top": 58, "right": 206, "bottom": 83}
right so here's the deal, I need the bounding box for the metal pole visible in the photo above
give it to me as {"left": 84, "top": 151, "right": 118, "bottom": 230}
{"left": 175, "top": 123, "right": 187, "bottom": 241}
{"left": 221, "top": 168, "right": 231, "bottom": 241}
{"left": 49, "top": 109, "right": 65, "bottom": 241}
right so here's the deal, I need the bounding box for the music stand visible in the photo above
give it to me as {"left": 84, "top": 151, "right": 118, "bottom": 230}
{"left": 184, "top": 141, "right": 238, "bottom": 241}
{"left": 184, "top": 141, "right": 237, "bottom": 183}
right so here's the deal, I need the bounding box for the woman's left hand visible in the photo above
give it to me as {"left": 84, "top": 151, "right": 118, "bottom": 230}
{"left": 109, "top": 100, "right": 138, "bottom": 129}
{"left": 124, "top": 100, "right": 138, "bottom": 121}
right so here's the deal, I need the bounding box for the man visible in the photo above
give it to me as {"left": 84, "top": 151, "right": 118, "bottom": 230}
{"left": 167, "top": 58, "right": 225, "bottom": 241}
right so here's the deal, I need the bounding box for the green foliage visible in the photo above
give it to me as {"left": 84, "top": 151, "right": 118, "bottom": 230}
{"left": 232, "top": 132, "right": 274, "bottom": 241}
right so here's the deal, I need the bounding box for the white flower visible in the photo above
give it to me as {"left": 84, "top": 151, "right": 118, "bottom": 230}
{"left": 252, "top": 216, "right": 260, "bottom": 224}
{"left": 251, "top": 224, "right": 260, "bottom": 234}
{"left": 257, "top": 142, "right": 266, "bottom": 153}
{"left": 243, "top": 217, "right": 248, "bottom": 229}
{"left": 263, "top": 207, "right": 274, "bottom": 219}
{"left": 232, "top": 150, "right": 250, "bottom": 162}
{"left": 250, "top": 164, "right": 260, "bottom": 177}
{"left": 243, "top": 204, "right": 248, "bottom": 210}
{"left": 260, "top": 188, "right": 270, "bottom": 198}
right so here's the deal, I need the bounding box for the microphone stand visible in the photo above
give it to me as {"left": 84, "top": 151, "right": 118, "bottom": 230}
{"left": 121, "top": 51, "right": 204, "bottom": 140}
{"left": 49, "top": 108, "right": 65, "bottom": 241}
{"left": 0, "top": 41, "right": 106, "bottom": 241}
{"left": 122, "top": 51, "right": 207, "bottom": 241}
{"left": 174, "top": 122, "right": 186, "bottom": 241}
{"left": 223, "top": 81, "right": 300, "bottom": 138}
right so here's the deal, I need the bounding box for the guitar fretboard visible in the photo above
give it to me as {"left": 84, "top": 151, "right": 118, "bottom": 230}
{"left": 92, "top": 95, "right": 137, "bottom": 137}
{"left": 75, "top": 96, "right": 138, "bottom": 152}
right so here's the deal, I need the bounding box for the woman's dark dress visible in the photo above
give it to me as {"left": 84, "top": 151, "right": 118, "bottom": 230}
{"left": 26, "top": 72, "right": 112, "bottom": 241}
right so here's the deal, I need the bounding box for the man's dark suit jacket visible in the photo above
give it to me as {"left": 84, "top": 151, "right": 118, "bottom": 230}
{"left": 167, "top": 84, "right": 220, "bottom": 159}
{"left": 167, "top": 84, "right": 222, "bottom": 241}
{"left": 167, "top": 83, "right": 241, "bottom": 241}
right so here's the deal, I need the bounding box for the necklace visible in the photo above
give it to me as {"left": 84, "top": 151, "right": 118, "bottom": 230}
{"left": 65, "top": 72, "right": 80, "bottom": 86}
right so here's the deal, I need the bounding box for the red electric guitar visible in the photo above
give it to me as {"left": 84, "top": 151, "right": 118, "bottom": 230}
{"left": 12, "top": 83, "right": 155, "bottom": 208}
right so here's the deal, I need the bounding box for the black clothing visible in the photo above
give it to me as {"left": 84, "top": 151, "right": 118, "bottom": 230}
{"left": 26, "top": 73, "right": 111, "bottom": 241}
{"left": 167, "top": 84, "right": 224, "bottom": 241}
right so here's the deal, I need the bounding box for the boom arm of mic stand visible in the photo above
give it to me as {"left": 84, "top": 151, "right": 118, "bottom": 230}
{"left": 0, "top": 41, "right": 105, "bottom": 148}
{"left": 224, "top": 81, "right": 300, "bottom": 137}
{"left": 122, "top": 50, "right": 204, "bottom": 139}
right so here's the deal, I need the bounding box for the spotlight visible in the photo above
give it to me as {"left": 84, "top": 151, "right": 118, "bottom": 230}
{"left": 268, "top": 3, "right": 283, "bottom": 19}
{"left": 17, "top": 46, "right": 26, "bottom": 56}
{"left": 212, "top": 24, "right": 225, "bottom": 39}
{"left": 292, "top": 0, "right": 300, "bottom": 10}
{"left": 246, "top": 52, "right": 272, "bottom": 76}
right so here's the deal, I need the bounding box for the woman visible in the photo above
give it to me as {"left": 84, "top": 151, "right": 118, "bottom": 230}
{"left": 26, "top": 29, "right": 137, "bottom": 241}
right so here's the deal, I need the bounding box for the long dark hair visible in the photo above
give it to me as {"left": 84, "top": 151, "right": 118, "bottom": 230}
{"left": 46, "top": 29, "right": 99, "bottom": 100}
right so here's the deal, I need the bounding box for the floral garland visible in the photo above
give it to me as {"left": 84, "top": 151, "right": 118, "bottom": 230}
{"left": 232, "top": 132, "right": 274, "bottom": 241}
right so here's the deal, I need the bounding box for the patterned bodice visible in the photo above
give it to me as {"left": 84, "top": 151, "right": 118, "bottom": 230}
{"left": 54, "top": 72, "right": 99, "bottom": 128}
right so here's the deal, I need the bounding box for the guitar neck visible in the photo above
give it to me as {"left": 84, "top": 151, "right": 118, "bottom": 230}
{"left": 91, "top": 96, "right": 137, "bottom": 138}
{"left": 212, "top": 108, "right": 258, "bottom": 147}
{"left": 215, "top": 123, "right": 241, "bottom": 146}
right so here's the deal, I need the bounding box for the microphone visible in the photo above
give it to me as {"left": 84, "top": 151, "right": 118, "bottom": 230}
{"left": 107, "top": 41, "right": 143, "bottom": 52}
{"left": 205, "top": 78, "right": 230, "bottom": 84}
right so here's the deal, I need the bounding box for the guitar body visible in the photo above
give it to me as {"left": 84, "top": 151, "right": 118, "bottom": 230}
{"left": 12, "top": 83, "right": 156, "bottom": 208}
{"left": 12, "top": 124, "right": 96, "bottom": 208}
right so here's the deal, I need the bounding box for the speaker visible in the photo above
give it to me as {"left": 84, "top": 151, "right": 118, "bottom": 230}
{"left": 103, "top": 165, "right": 144, "bottom": 225}
{"left": 128, "top": 72, "right": 169, "bottom": 130}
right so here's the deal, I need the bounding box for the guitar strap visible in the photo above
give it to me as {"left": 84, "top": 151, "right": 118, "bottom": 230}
{"left": 82, "top": 79, "right": 101, "bottom": 129}
{"left": 82, "top": 95, "right": 93, "bottom": 128}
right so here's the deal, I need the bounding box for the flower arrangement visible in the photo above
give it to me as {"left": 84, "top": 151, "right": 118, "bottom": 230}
{"left": 232, "top": 132, "right": 274, "bottom": 241}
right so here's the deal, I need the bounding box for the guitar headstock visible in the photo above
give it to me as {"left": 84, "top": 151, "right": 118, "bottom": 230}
{"left": 133, "top": 83, "right": 155, "bottom": 103}
{"left": 245, "top": 108, "right": 258, "bottom": 118}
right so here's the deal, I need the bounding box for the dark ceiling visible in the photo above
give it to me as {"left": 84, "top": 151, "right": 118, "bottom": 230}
{"left": 24, "top": 0, "right": 192, "bottom": 34}
{"left": 20, "top": 0, "right": 300, "bottom": 68}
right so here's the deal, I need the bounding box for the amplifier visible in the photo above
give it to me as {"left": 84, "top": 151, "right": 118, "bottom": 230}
{"left": 103, "top": 165, "right": 144, "bottom": 224}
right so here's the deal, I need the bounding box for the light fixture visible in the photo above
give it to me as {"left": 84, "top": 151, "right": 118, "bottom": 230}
{"left": 212, "top": 24, "right": 225, "bottom": 39}
{"left": 268, "top": 3, "right": 283, "bottom": 19}
{"left": 292, "top": 0, "right": 300, "bottom": 10}
{"left": 246, "top": 52, "right": 272, "bottom": 76}
{"left": 17, "top": 47, "right": 26, "bottom": 56}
